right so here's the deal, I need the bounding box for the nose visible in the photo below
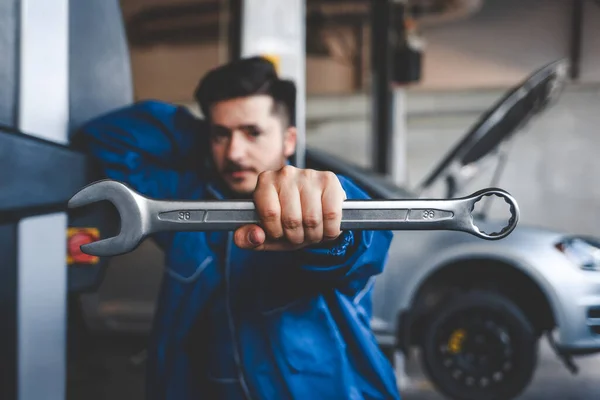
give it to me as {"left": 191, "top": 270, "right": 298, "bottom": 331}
{"left": 225, "top": 131, "right": 247, "bottom": 161}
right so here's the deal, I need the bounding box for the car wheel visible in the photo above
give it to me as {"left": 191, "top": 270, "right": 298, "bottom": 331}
{"left": 421, "top": 290, "right": 538, "bottom": 400}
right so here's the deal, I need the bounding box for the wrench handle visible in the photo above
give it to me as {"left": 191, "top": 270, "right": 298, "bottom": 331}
{"left": 149, "top": 188, "right": 519, "bottom": 240}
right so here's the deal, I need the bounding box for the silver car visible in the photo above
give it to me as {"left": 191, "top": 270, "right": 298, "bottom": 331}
{"left": 72, "top": 60, "right": 600, "bottom": 400}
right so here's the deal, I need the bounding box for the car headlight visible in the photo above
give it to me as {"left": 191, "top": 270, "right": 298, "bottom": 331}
{"left": 555, "top": 236, "right": 600, "bottom": 271}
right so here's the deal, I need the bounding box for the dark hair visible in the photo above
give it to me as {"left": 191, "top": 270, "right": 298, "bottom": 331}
{"left": 193, "top": 56, "right": 296, "bottom": 127}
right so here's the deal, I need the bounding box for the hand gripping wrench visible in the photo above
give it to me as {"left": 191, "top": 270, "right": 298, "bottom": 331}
{"left": 67, "top": 179, "right": 520, "bottom": 257}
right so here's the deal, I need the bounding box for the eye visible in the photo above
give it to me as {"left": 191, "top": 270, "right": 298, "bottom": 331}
{"left": 248, "top": 126, "right": 262, "bottom": 137}
{"left": 210, "top": 126, "right": 230, "bottom": 142}
{"left": 243, "top": 126, "right": 262, "bottom": 137}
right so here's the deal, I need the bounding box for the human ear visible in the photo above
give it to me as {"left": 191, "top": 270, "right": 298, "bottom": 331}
{"left": 283, "top": 126, "right": 297, "bottom": 158}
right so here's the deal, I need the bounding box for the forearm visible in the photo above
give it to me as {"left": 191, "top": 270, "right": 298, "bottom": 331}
{"left": 73, "top": 100, "right": 206, "bottom": 199}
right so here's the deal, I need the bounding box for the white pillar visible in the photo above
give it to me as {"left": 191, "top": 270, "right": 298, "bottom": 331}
{"left": 240, "top": 0, "right": 306, "bottom": 168}
{"left": 389, "top": 88, "right": 409, "bottom": 186}
{"left": 17, "top": 0, "right": 69, "bottom": 399}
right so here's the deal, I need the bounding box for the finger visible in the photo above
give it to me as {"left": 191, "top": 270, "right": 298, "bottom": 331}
{"left": 253, "top": 182, "right": 284, "bottom": 241}
{"left": 235, "top": 225, "right": 304, "bottom": 251}
{"left": 321, "top": 173, "right": 345, "bottom": 241}
{"left": 256, "top": 240, "right": 304, "bottom": 252}
{"left": 300, "top": 185, "right": 323, "bottom": 244}
{"left": 279, "top": 181, "right": 304, "bottom": 245}
{"left": 234, "top": 225, "right": 266, "bottom": 249}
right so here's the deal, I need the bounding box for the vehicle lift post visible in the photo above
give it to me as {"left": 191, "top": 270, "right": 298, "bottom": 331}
{"left": 1, "top": 0, "right": 70, "bottom": 399}
{"left": 1, "top": 1, "right": 132, "bottom": 399}
{"left": 371, "top": 0, "right": 414, "bottom": 388}
{"left": 372, "top": 0, "right": 410, "bottom": 187}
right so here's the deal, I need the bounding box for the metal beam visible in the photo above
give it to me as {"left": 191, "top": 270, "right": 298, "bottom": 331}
{"left": 370, "top": 0, "right": 393, "bottom": 174}
{"left": 227, "top": 0, "right": 242, "bottom": 61}
{"left": 569, "top": 0, "right": 583, "bottom": 80}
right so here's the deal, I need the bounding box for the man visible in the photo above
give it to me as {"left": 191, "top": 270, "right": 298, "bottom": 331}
{"left": 76, "top": 57, "right": 400, "bottom": 399}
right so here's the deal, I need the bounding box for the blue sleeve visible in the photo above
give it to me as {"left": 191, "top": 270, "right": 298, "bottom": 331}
{"left": 72, "top": 100, "right": 209, "bottom": 249}
{"left": 297, "top": 175, "right": 394, "bottom": 294}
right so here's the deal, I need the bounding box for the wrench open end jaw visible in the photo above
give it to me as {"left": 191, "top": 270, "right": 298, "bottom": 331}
{"left": 68, "top": 179, "right": 147, "bottom": 257}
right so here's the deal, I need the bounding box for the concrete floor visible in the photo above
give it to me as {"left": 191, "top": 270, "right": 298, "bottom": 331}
{"left": 66, "top": 335, "right": 147, "bottom": 400}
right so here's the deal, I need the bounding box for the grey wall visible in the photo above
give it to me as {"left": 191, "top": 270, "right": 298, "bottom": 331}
{"left": 417, "top": 0, "right": 600, "bottom": 88}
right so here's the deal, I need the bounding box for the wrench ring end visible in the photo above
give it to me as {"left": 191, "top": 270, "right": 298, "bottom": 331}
{"left": 467, "top": 188, "right": 520, "bottom": 240}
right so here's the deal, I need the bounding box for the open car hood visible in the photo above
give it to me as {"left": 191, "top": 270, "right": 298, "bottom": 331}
{"left": 416, "top": 59, "right": 569, "bottom": 197}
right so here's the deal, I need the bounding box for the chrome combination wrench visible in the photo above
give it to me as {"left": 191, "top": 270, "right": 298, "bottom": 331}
{"left": 67, "top": 179, "right": 520, "bottom": 257}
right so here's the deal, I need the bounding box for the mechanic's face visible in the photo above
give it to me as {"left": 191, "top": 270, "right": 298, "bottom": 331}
{"left": 209, "top": 95, "right": 296, "bottom": 196}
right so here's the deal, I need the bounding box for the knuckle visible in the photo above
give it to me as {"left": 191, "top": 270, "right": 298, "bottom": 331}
{"left": 261, "top": 208, "right": 280, "bottom": 222}
{"left": 256, "top": 171, "right": 267, "bottom": 182}
{"left": 323, "top": 210, "right": 342, "bottom": 221}
{"left": 302, "top": 215, "right": 322, "bottom": 230}
{"left": 282, "top": 216, "right": 302, "bottom": 230}
{"left": 321, "top": 171, "right": 338, "bottom": 184}
{"left": 279, "top": 165, "right": 297, "bottom": 177}
{"left": 301, "top": 168, "right": 317, "bottom": 179}
{"left": 256, "top": 171, "right": 274, "bottom": 185}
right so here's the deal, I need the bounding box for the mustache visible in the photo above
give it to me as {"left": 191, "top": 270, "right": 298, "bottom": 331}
{"left": 222, "top": 163, "right": 256, "bottom": 173}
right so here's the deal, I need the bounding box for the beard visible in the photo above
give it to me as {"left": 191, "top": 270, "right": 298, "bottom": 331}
{"left": 215, "top": 161, "right": 258, "bottom": 198}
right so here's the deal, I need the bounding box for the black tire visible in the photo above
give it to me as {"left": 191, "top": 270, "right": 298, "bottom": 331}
{"left": 421, "top": 290, "right": 538, "bottom": 400}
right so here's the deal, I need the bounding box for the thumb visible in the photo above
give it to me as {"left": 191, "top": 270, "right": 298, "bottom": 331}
{"left": 234, "top": 225, "right": 266, "bottom": 250}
